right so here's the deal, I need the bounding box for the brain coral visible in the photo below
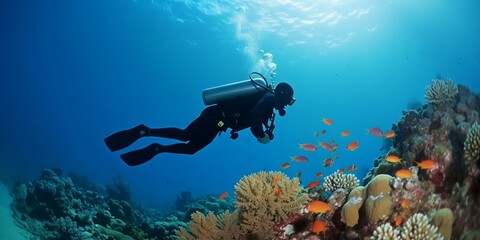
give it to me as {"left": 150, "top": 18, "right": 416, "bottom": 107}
{"left": 323, "top": 169, "right": 359, "bottom": 192}
{"left": 424, "top": 79, "right": 458, "bottom": 106}
{"left": 464, "top": 121, "right": 480, "bottom": 175}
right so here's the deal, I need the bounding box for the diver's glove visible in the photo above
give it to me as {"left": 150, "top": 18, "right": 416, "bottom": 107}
{"left": 257, "top": 134, "right": 271, "bottom": 144}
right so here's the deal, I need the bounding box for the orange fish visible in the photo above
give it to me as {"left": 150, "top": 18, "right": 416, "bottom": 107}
{"left": 340, "top": 130, "right": 350, "bottom": 137}
{"left": 401, "top": 199, "right": 409, "bottom": 209}
{"left": 321, "top": 129, "right": 327, "bottom": 135}
{"left": 311, "top": 219, "right": 328, "bottom": 235}
{"left": 280, "top": 163, "right": 291, "bottom": 169}
{"left": 385, "top": 155, "right": 402, "bottom": 163}
{"left": 274, "top": 187, "right": 281, "bottom": 197}
{"left": 395, "top": 216, "right": 403, "bottom": 227}
{"left": 296, "top": 170, "right": 302, "bottom": 179}
{"left": 319, "top": 142, "right": 333, "bottom": 152}
{"left": 416, "top": 160, "right": 436, "bottom": 170}
{"left": 306, "top": 200, "right": 333, "bottom": 213}
{"left": 299, "top": 143, "right": 317, "bottom": 151}
{"left": 271, "top": 176, "right": 281, "bottom": 185}
{"left": 347, "top": 141, "right": 359, "bottom": 151}
{"left": 347, "top": 165, "right": 357, "bottom": 171}
{"left": 307, "top": 181, "right": 321, "bottom": 189}
{"left": 315, "top": 172, "right": 323, "bottom": 178}
{"left": 331, "top": 144, "right": 339, "bottom": 151}
{"left": 384, "top": 130, "right": 395, "bottom": 139}
{"left": 323, "top": 158, "right": 334, "bottom": 167}
{"left": 219, "top": 191, "right": 228, "bottom": 200}
{"left": 395, "top": 169, "right": 413, "bottom": 178}
{"left": 367, "top": 127, "right": 383, "bottom": 137}
{"left": 291, "top": 155, "right": 309, "bottom": 162}
{"left": 322, "top": 118, "right": 333, "bottom": 125}
{"left": 338, "top": 168, "right": 344, "bottom": 174}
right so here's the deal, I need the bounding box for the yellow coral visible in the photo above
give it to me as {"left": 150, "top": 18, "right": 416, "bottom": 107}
{"left": 424, "top": 78, "right": 458, "bottom": 106}
{"left": 235, "top": 171, "right": 309, "bottom": 238}
{"left": 341, "top": 186, "right": 366, "bottom": 227}
{"left": 432, "top": 208, "right": 453, "bottom": 240}
{"left": 364, "top": 174, "right": 393, "bottom": 225}
{"left": 175, "top": 210, "right": 242, "bottom": 240}
{"left": 464, "top": 121, "right": 480, "bottom": 176}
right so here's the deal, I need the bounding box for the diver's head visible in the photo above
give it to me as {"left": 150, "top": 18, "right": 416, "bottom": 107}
{"left": 274, "top": 82, "right": 295, "bottom": 107}
{"left": 274, "top": 82, "right": 295, "bottom": 116}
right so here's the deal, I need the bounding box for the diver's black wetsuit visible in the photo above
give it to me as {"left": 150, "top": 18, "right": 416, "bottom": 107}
{"left": 150, "top": 91, "right": 276, "bottom": 155}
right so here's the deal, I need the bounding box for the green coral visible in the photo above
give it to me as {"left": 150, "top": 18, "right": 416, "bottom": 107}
{"left": 424, "top": 78, "right": 458, "bottom": 106}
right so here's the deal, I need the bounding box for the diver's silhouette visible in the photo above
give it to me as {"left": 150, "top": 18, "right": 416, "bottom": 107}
{"left": 104, "top": 72, "right": 295, "bottom": 166}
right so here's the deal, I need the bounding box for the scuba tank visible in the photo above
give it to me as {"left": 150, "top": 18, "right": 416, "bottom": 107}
{"left": 202, "top": 72, "right": 274, "bottom": 106}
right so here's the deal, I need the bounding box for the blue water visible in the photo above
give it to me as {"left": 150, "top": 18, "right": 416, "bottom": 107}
{"left": 0, "top": 0, "right": 479, "bottom": 209}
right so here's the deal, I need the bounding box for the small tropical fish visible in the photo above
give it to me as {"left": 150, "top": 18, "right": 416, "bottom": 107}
{"left": 384, "top": 130, "right": 396, "bottom": 139}
{"left": 271, "top": 176, "right": 281, "bottom": 185}
{"left": 395, "top": 216, "right": 403, "bottom": 227}
{"left": 321, "top": 129, "right": 327, "bottom": 135}
{"left": 401, "top": 199, "right": 409, "bottom": 209}
{"left": 296, "top": 170, "right": 302, "bottom": 179}
{"left": 319, "top": 142, "right": 333, "bottom": 152}
{"left": 334, "top": 153, "right": 339, "bottom": 159}
{"left": 315, "top": 172, "right": 323, "bottom": 178}
{"left": 347, "top": 165, "right": 358, "bottom": 171}
{"left": 385, "top": 155, "right": 402, "bottom": 163}
{"left": 314, "top": 131, "right": 320, "bottom": 137}
{"left": 323, "top": 158, "right": 334, "bottom": 167}
{"left": 367, "top": 127, "right": 383, "bottom": 137}
{"left": 291, "top": 155, "right": 309, "bottom": 163}
{"left": 311, "top": 219, "right": 328, "bottom": 235}
{"left": 340, "top": 130, "right": 350, "bottom": 137}
{"left": 219, "top": 191, "right": 228, "bottom": 200}
{"left": 322, "top": 118, "right": 333, "bottom": 125}
{"left": 338, "top": 168, "right": 344, "bottom": 174}
{"left": 395, "top": 169, "right": 413, "bottom": 178}
{"left": 416, "top": 159, "right": 436, "bottom": 170}
{"left": 331, "top": 144, "right": 339, "bottom": 151}
{"left": 347, "top": 141, "right": 359, "bottom": 151}
{"left": 306, "top": 200, "right": 333, "bottom": 213}
{"left": 274, "top": 187, "right": 281, "bottom": 197}
{"left": 307, "top": 181, "right": 321, "bottom": 189}
{"left": 280, "top": 163, "right": 291, "bottom": 169}
{"left": 299, "top": 143, "right": 317, "bottom": 151}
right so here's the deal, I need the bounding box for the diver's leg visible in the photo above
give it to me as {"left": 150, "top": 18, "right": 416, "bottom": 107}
{"left": 148, "top": 128, "right": 189, "bottom": 141}
{"left": 104, "top": 124, "right": 150, "bottom": 152}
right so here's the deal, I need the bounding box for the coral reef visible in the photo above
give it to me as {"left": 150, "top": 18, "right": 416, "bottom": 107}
{"left": 370, "top": 223, "right": 399, "bottom": 240}
{"left": 176, "top": 171, "right": 309, "bottom": 239}
{"left": 424, "top": 78, "right": 458, "bottom": 107}
{"left": 323, "top": 170, "right": 359, "bottom": 192}
{"left": 464, "top": 121, "right": 480, "bottom": 178}
{"left": 400, "top": 213, "right": 443, "bottom": 239}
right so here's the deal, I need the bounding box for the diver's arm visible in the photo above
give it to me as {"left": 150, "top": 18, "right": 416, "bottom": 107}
{"left": 250, "top": 93, "right": 275, "bottom": 138}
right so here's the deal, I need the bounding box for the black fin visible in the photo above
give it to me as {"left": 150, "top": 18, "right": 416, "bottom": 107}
{"left": 104, "top": 124, "right": 148, "bottom": 152}
{"left": 120, "top": 143, "right": 163, "bottom": 166}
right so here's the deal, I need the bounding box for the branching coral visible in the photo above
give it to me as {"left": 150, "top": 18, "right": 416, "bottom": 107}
{"left": 175, "top": 171, "right": 309, "bottom": 240}
{"left": 464, "top": 121, "right": 480, "bottom": 175}
{"left": 235, "top": 171, "right": 309, "bottom": 238}
{"left": 175, "top": 210, "right": 241, "bottom": 240}
{"left": 370, "top": 223, "right": 399, "bottom": 240}
{"left": 400, "top": 213, "right": 444, "bottom": 240}
{"left": 424, "top": 79, "right": 458, "bottom": 106}
{"left": 323, "top": 170, "right": 359, "bottom": 192}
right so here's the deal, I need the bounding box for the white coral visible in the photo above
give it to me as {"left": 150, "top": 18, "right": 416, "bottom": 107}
{"left": 464, "top": 121, "right": 480, "bottom": 171}
{"left": 323, "top": 170, "right": 359, "bottom": 192}
{"left": 400, "top": 213, "right": 444, "bottom": 240}
{"left": 424, "top": 79, "right": 458, "bottom": 105}
{"left": 370, "top": 223, "right": 400, "bottom": 240}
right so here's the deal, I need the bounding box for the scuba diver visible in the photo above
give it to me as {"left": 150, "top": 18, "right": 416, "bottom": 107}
{"left": 104, "top": 72, "right": 295, "bottom": 166}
